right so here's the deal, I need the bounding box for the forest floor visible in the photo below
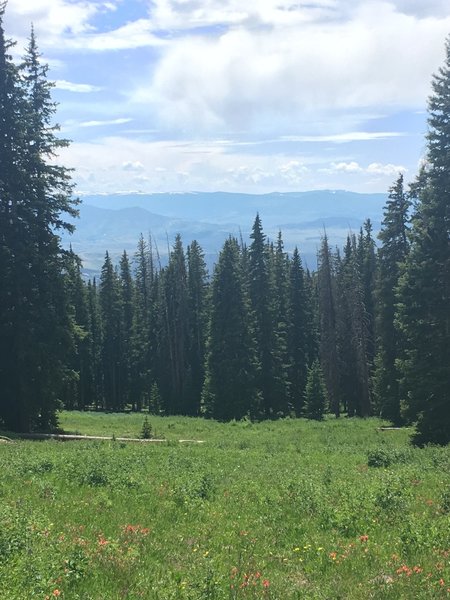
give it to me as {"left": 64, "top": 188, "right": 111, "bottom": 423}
{"left": 0, "top": 412, "right": 449, "bottom": 599}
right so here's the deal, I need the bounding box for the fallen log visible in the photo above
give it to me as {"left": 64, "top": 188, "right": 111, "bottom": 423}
{"left": 18, "top": 433, "right": 167, "bottom": 442}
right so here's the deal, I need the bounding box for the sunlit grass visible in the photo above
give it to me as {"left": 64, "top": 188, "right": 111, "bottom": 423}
{"left": 0, "top": 413, "right": 449, "bottom": 598}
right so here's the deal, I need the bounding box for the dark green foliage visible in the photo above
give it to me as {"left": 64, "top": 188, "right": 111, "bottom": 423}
{"left": 336, "top": 235, "right": 371, "bottom": 417}
{"left": 131, "top": 235, "right": 154, "bottom": 411}
{"left": 373, "top": 174, "right": 410, "bottom": 425}
{"left": 99, "top": 252, "right": 123, "bottom": 411}
{"left": 317, "top": 235, "right": 340, "bottom": 417}
{"left": 140, "top": 416, "right": 153, "bottom": 439}
{"left": 288, "top": 247, "right": 308, "bottom": 415}
{"left": 202, "top": 237, "right": 261, "bottom": 420}
{"left": 248, "top": 215, "right": 289, "bottom": 417}
{"left": 396, "top": 38, "right": 450, "bottom": 446}
{"left": 158, "top": 234, "right": 191, "bottom": 415}
{"left": 304, "top": 359, "right": 327, "bottom": 420}
{"left": 0, "top": 10, "right": 78, "bottom": 431}
{"left": 186, "top": 240, "right": 209, "bottom": 415}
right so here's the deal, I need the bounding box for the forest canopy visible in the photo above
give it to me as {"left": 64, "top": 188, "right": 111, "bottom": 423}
{"left": 0, "top": 7, "right": 449, "bottom": 446}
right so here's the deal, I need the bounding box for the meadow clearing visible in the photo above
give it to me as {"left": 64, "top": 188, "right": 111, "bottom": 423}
{"left": 0, "top": 412, "right": 449, "bottom": 599}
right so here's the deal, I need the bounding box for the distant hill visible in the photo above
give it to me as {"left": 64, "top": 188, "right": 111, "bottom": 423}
{"left": 61, "top": 190, "right": 387, "bottom": 276}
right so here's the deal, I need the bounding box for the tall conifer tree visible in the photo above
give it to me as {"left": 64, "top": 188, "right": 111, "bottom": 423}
{"left": 0, "top": 11, "right": 78, "bottom": 431}
{"left": 373, "top": 174, "right": 410, "bottom": 424}
{"left": 397, "top": 39, "right": 450, "bottom": 445}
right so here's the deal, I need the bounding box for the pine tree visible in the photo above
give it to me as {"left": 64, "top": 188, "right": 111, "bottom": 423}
{"left": 288, "top": 247, "right": 308, "bottom": 415}
{"left": 186, "top": 240, "right": 209, "bottom": 415}
{"left": 317, "top": 235, "right": 339, "bottom": 417}
{"left": 0, "top": 11, "right": 78, "bottom": 431}
{"left": 202, "top": 237, "right": 260, "bottom": 420}
{"left": 396, "top": 38, "right": 450, "bottom": 445}
{"left": 160, "top": 234, "right": 190, "bottom": 414}
{"left": 335, "top": 241, "right": 360, "bottom": 416}
{"left": 63, "top": 249, "right": 93, "bottom": 410}
{"left": 132, "top": 234, "right": 153, "bottom": 410}
{"left": 373, "top": 174, "right": 410, "bottom": 424}
{"left": 87, "top": 278, "right": 103, "bottom": 409}
{"left": 99, "top": 252, "right": 123, "bottom": 411}
{"left": 119, "top": 251, "right": 134, "bottom": 409}
{"left": 248, "top": 215, "right": 289, "bottom": 417}
{"left": 337, "top": 235, "right": 371, "bottom": 417}
{"left": 304, "top": 359, "right": 327, "bottom": 421}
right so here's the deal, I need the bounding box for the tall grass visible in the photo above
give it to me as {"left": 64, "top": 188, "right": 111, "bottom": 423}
{"left": 0, "top": 412, "right": 449, "bottom": 598}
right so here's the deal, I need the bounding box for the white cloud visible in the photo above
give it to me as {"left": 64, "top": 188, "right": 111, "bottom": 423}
{"left": 280, "top": 132, "right": 404, "bottom": 143}
{"left": 79, "top": 118, "right": 133, "bottom": 128}
{"left": 131, "top": 3, "right": 450, "bottom": 135}
{"left": 122, "top": 161, "right": 145, "bottom": 172}
{"left": 55, "top": 80, "right": 103, "bottom": 93}
{"left": 367, "top": 162, "right": 407, "bottom": 175}
{"left": 63, "top": 19, "right": 166, "bottom": 51}
{"left": 55, "top": 136, "right": 406, "bottom": 195}
{"left": 5, "top": 1, "right": 163, "bottom": 52}
{"left": 331, "top": 161, "right": 363, "bottom": 173}
{"left": 328, "top": 160, "right": 407, "bottom": 176}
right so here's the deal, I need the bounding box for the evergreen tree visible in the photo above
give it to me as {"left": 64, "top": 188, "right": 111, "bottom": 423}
{"left": 248, "top": 215, "right": 289, "bottom": 417}
{"left": 132, "top": 235, "right": 153, "bottom": 410}
{"left": 288, "top": 247, "right": 308, "bottom": 415}
{"left": 317, "top": 235, "right": 339, "bottom": 417}
{"left": 63, "top": 249, "right": 93, "bottom": 410}
{"left": 119, "top": 251, "right": 134, "bottom": 409}
{"left": 99, "top": 252, "right": 123, "bottom": 411}
{"left": 338, "top": 235, "right": 372, "bottom": 417}
{"left": 373, "top": 174, "right": 410, "bottom": 424}
{"left": 186, "top": 240, "right": 209, "bottom": 415}
{"left": 202, "top": 237, "right": 260, "bottom": 420}
{"left": 87, "top": 278, "right": 103, "bottom": 409}
{"left": 335, "top": 241, "right": 360, "bottom": 416}
{"left": 304, "top": 359, "right": 327, "bottom": 421}
{"left": 160, "top": 234, "right": 190, "bottom": 414}
{"left": 0, "top": 11, "right": 78, "bottom": 431}
{"left": 396, "top": 39, "right": 450, "bottom": 445}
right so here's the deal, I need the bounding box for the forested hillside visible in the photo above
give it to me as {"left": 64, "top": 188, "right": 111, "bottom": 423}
{"left": 0, "top": 9, "right": 449, "bottom": 445}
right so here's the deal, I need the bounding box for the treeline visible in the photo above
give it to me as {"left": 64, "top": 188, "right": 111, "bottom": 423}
{"left": 0, "top": 9, "right": 449, "bottom": 445}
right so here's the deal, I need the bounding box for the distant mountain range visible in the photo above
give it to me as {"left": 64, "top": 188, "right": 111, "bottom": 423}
{"left": 60, "top": 190, "right": 388, "bottom": 277}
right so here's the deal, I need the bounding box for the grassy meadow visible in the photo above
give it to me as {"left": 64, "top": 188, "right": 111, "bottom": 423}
{"left": 0, "top": 412, "right": 449, "bottom": 599}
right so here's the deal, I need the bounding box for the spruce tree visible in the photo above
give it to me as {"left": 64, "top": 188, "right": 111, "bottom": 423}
{"left": 99, "top": 252, "right": 123, "bottom": 411}
{"left": 202, "top": 237, "right": 260, "bottom": 420}
{"left": 0, "top": 11, "right": 78, "bottom": 431}
{"left": 186, "top": 240, "right": 209, "bottom": 415}
{"left": 119, "top": 251, "right": 134, "bottom": 409}
{"left": 288, "top": 247, "right": 308, "bottom": 415}
{"left": 396, "top": 38, "right": 450, "bottom": 445}
{"left": 304, "top": 359, "right": 327, "bottom": 421}
{"left": 373, "top": 174, "right": 410, "bottom": 424}
{"left": 248, "top": 215, "right": 289, "bottom": 417}
{"left": 317, "top": 235, "right": 339, "bottom": 417}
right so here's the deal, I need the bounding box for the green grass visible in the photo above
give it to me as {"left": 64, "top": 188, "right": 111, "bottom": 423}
{"left": 1, "top": 412, "right": 449, "bottom": 599}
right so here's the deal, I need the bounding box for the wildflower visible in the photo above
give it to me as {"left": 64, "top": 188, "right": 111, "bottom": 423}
{"left": 413, "top": 566, "right": 423, "bottom": 574}
{"left": 262, "top": 579, "right": 270, "bottom": 588}
{"left": 329, "top": 552, "right": 337, "bottom": 560}
{"left": 439, "top": 579, "right": 445, "bottom": 587}
{"left": 359, "top": 535, "right": 369, "bottom": 543}
{"left": 52, "top": 591, "right": 61, "bottom": 598}
{"left": 98, "top": 536, "right": 109, "bottom": 546}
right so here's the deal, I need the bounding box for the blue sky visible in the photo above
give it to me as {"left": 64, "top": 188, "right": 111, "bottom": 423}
{"left": 5, "top": 0, "right": 450, "bottom": 195}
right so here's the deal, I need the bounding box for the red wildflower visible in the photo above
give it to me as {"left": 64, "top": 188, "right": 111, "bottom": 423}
{"left": 359, "top": 535, "right": 369, "bottom": 543}
{"left": 262, "top": 579, "right": 270, "bottom": 588}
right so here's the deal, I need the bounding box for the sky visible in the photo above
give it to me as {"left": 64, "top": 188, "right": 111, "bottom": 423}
{"left": 5, "top": 0, "right": 450, "bottom": 195}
